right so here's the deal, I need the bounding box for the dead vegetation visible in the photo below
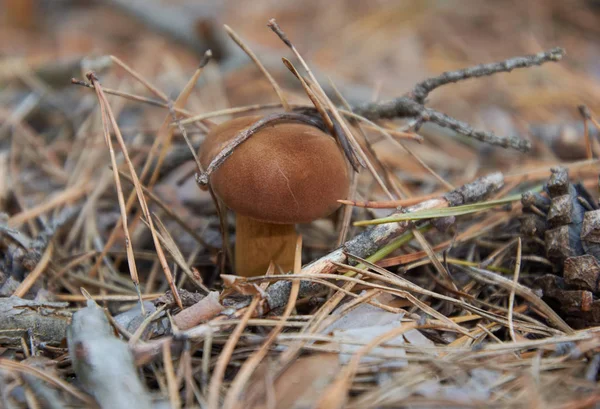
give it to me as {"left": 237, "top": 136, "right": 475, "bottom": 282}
{"left": 3, "top": 1, "right": 600, "bottom": 408}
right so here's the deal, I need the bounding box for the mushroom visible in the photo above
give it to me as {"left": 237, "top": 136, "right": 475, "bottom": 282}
{"left": 199, "top": 115, "right": 350, "bottom": 277}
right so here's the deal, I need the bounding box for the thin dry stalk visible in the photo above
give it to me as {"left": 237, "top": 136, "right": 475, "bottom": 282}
{"left": 54, "top": 293, "right": 164, "bottom": 302}
{"left": 88, "top": 72, "right": 183, "bottom": 309}
{"left": 151, "top": 216, "right": 209, "bottom": 292}
{"left": 338, "top": 192, "right": 442, "bottom": 209}
{"left": 207, "top": 296, "right": 260, "bottom": 409}
{"left": 149, "top": 50, "right": 212, "bottom": 187}
{"left": 71, "top": 79, "right": 189, "bottom": 112}
{"left": 337, "top": 172, "right": 358, "bottom": 246}
{"left": 327, "top": 81, "right": 394, "bottom": 245}
{"left": 0, "top": 358, "right": 94, "bottom": 405}
{"left": 224, "top": 24, "right": 290, "bottom": 111}
{"left": 270, "top": 20, "right": 400, "bottom": 191}
{"left": 116, "top": 169, "right": 213, "bottom": 250}
{"left": 317, "top": 322, "right": 420, "bottom": 409}
{"left": 338, "top": 107, "right": 453, "bottom": 191}
{"left": 508, "top": 238, "right": 522, "bottom": 342}
{"left": 178, "top": 102, "right": 288, "bottom": 125}
{"left": 465, "top": 267, "right": 572, "bottom": 334}
{"left": 88, "top": 73, "right": 142, "bottom": 301}
{"left": 87, "top": 54, "right": 208, "bottom": 281}
{"left": 163, "top": 339, "right": 181, "bottom": 409}
{"left": 411, "top": 227, "right": 458, "bottom": 291}
{"left": 281, "top": 58, "right": 335, "bottom": 132}
{"left": 110, "top": 55, "right": 169, "bottom": 101}
{"left": 12, "top": 242, "right": 53, "bottom": 298}
{"left": 8, "top": 184, "right": 90, "bottom": 227}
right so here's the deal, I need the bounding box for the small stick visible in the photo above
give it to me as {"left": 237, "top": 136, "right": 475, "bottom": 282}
{"left": 110, "top": 55, "right": 169, "bottom": 101}
{"left": 54, "top": 293, "right": 163, "bottom": 302}
{"left": 426, "top": 106, "right": 531, "bottom": 152}
{"left": 80, "top": 45, "right": 565, "bottom": 153}
{"left": 412, "top": 47, "right": 565, "bottom": 103}
{"left": 71, "top": 79, "right": 180, "bottom": 111}
{"left": 196, "top": 112, "right": 325, "bottom": 185}
{"left": 352, "top": 98, "right": 533, "bottom": 152}
{"left": 283, "top": 60, "right": 361, "bottom": 172}
{"left": 351, "top": 48, "right": 567, "bottom": 152}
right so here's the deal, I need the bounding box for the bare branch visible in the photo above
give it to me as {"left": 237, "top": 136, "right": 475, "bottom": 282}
{"left": 425, "top": 107, "right": 532, "bottom": 151}
{"left": 350, "top": 48, "right": 566, "bottom": 152}
{"left": 412, "top": 47, "right": 565, "bottom": 103}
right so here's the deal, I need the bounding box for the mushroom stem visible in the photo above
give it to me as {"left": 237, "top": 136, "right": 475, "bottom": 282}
{"left": 235, "top": 214, "right": 297, "bottom": 277}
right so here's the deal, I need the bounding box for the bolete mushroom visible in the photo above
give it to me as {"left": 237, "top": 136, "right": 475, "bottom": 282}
{"left": 199, "top": 115, "right": 349, "bottom": 277}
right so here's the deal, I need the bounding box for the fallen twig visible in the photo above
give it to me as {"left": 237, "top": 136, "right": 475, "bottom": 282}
{"left": 265, "top": 172, "right": 505, "bottom": 311}
{"left": 351, "top": 48, "right": 565, "bottom": 151}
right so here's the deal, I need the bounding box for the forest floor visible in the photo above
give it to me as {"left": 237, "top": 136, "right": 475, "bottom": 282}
{"left": 3, "top": 1, "right": 600, "bottom": 408}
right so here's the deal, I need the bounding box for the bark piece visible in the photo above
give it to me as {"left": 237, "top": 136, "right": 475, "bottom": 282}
{"left": 173, "top": 291, "right": 225, "bottom": 330}
{"left": 0, "top": 297, "right": 70, "bottom": 346}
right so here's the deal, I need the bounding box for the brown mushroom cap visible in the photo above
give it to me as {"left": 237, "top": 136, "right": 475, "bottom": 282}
{"left": 199, "top": 115, "right": 349, "bottom": 224}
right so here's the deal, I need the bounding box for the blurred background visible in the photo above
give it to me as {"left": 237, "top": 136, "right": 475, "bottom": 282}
{"left": 3, "top": 0, "right": 600, "bottom": 165}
